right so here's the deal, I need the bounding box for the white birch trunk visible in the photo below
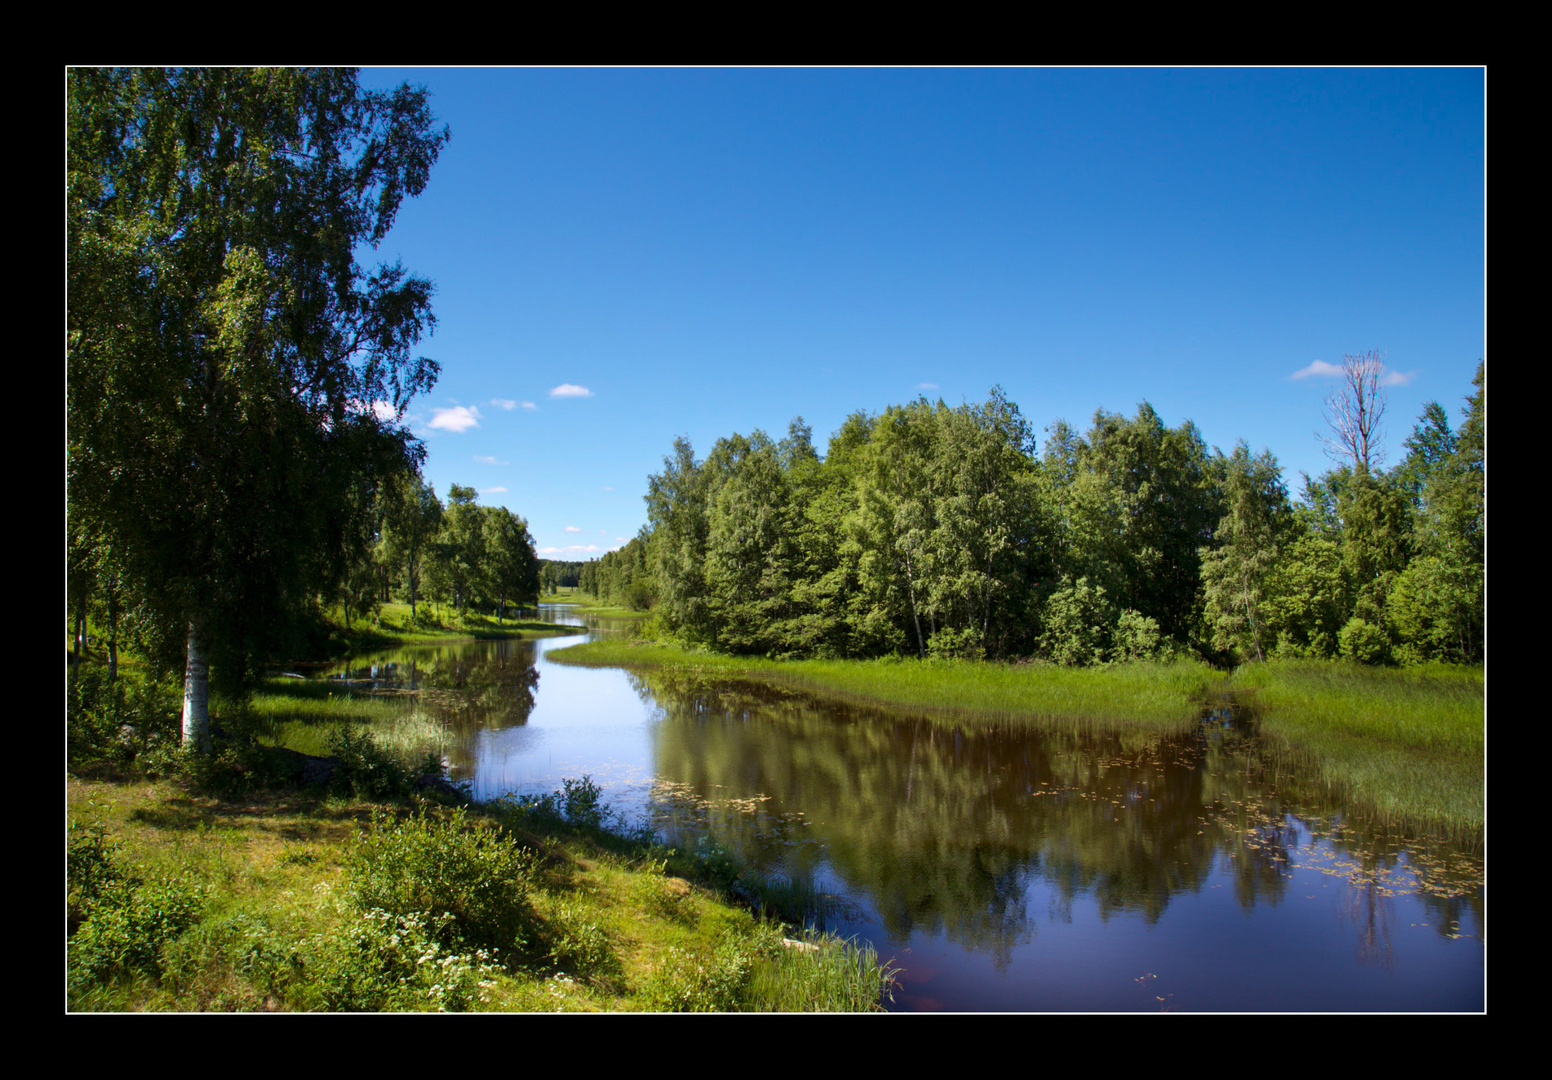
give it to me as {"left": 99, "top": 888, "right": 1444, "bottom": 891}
{"left": 182, "top": 615, "right": 212, "bottom": 752}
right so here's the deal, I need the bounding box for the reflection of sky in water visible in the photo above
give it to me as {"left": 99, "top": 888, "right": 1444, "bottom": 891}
{"left": 462, "top": 630, "right": 663, "bottom": 810}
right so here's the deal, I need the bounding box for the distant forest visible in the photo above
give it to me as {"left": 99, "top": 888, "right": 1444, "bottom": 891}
{"left": 570, "top": 358, "right": 1483, "bottom": 668}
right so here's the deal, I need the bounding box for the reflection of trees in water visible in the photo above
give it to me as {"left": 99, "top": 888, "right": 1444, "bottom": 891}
{"left": 638, "top": 673, "right": 1228, "bottom": 957}
{"left": 334, "top": 642, "right": 542, "bottom": 774}
{"left": 630, "top": 669, "right": 1485, "bottom": 966}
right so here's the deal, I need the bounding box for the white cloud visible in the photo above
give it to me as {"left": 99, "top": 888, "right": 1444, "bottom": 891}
{"left": 538, "top": 544, "right": 609, "bottom": 556}
{"left": 1290, "top": 360, "right": 1344, "bottom": 380}
{"left": 601, "top": 485, "right": 614, "bottom": 492}
{"left": 916, "top": 382, "right": 939, "bottom": 391}
{"left": 616, "top": 537, "right": 629, "bottom": 544}
{"left": 522, "top": 401, "right": 537, "bottom": 411}
{"left": 427, "top": 405, "right": 482, "bottom": 432}
{"left": 564, "top": 525, "right": 582, "bottom": 533}
{"left": 491, "top": 398, "right": 517, "bottom": 410}
{"left": 474, "top": 454, "right": 509, "bottom": 466}
{"left": 370, "top": 400, "right": 400, "bottom": 421}
{"left": 482, "top": 486, "right": 509, "bottom": 494}
{"left": 1290, "top": 359, "right": 1415, "bottom": 387}
{"left": 550, "top": 384, "right": 594, "bottom": 399}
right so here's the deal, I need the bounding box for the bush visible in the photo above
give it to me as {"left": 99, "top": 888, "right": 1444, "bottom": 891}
{"left": 1040, "top": 577, "right": 1115, "bottom": 666}
{"left": 291, "top": 909, "right": 499, "bottom": 1012}
{"left": 345, "top": 808, "right": 535, "bottom": 958}
{"left": 67, "top": 828, "right": 205, "bottom": 996}
{"left": 1113, "top": 609, "right": 1163, "bottom": 662}
{"left": 1339, "top": 616, "right": 1392, "bottom": 666}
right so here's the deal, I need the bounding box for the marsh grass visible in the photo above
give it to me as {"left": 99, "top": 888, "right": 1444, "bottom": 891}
{"left": 1232, "top": 660, "right": 1484, "bottom": 838}
{"left": 549, "top": 640, "right": 1222, "bottom": 733}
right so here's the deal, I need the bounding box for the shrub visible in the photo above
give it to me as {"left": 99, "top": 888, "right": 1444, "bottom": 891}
{"left": 1040, "top": 577, "right": 1115, "bottom": 666}
{"left": 67, "top": 832, "right": 205, "bottom": 996}
{"left": 291, "top": 909, "right": 499, "bottom": 1012}
{"left": 1113, "top": 609, "right": 1163, "bottom": 662}
{"left": 345, "top": 808, "right": 535, "bottom": 958}
{"left": 67, "top": 666, "right": 181, "bottom": 770}
{"left": 1339, "top": 616, "right": 1392, "bottom": 666}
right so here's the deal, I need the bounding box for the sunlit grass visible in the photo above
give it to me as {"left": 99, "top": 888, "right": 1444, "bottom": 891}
{"left": 548, "top": 640, "right": 1224, "bottom": 733}
{"left": 67, "top": 773, "right": 895, "bottom": 1012}
{"left": 1232, "top": 660, "right": 1484, "bottom": 838}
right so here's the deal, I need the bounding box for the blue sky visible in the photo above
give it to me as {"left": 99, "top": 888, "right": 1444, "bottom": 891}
{"left": 356, "top": 67, "right": 1485, "bottom": 559}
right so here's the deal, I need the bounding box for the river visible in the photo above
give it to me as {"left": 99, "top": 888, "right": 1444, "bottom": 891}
{"left": 313, "top": 605, "right": 1485, "bottom": 1012}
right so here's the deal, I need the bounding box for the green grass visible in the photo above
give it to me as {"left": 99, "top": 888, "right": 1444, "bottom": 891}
{"left": 1231, "top": 660, "right": 1484, "bottom": 838}
{"left": 66, "top": 772, "right": 897, "bottom": 1013}
{"left": 548, "top": 639, "right": 1225, "bottom": 733}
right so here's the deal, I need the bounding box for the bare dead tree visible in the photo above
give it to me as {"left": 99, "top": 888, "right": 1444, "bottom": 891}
{"left": 1319, "top": 350, "right": 1389, "bottom": 475}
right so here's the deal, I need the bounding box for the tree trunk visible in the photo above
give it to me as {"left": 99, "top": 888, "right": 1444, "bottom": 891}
{"left": 182, "top": 615, "right": 212, "bottom": 753}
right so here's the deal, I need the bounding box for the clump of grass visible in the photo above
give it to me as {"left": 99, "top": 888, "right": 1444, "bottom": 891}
{"left": 745, "top": 929, "right": 898, "bottom": 1013}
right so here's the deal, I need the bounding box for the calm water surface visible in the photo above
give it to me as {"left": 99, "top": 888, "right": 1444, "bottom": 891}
{"left": 322, "top": 605, "right": 1485, "bottom": 1013}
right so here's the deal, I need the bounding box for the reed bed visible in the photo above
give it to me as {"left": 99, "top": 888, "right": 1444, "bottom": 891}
{"left": 1232, "top": 660, "right": 1484, "bottom": 837}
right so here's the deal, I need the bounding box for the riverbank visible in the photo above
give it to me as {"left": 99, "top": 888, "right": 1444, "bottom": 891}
{"left": 547, "top": 639, "right": 1225, "bottom": 733}
{"left": 66, "top": 768, "right": 896, "bottom": 1012}
{"left": 547, "top": 640, "right": 1485, "bottom": 838}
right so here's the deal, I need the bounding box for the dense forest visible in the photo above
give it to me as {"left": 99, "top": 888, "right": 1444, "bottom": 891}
{"left": 579, "top": 360, "right": 1483, "bottom": 668}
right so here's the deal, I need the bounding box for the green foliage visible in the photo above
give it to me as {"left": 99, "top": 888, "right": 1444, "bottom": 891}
{"left": 291, "top": 908, "right": 500, "bottom": 1012}
{"left": 1338, "top": 616, "right": 1391, "bottom": 665}
{"left": 1387, "top": 554, "right": 1483, "bottom": 665}
{"left": 1200, "top": 442, "right": 1292, "bottom": 663}
{"left": 1113, "top": 609, "right": 1163, "bottom": 662}
{"left": 1039, "top": 577, "right": 1115, "bottom": 666}
{"left": 326, "top": 725, "right": 412, "bottom": 799}
{"left": 641, "top": 927, "right": 779, "bottom": 1012}
{"left": 67, "top": 824, "right": 205, "bottom": 995}
{"left": 68, "top": 664, "right": 182, "bottom": 770}
{"left": 68, "top": 67, "right": 448, "bottom": 741}
{"left": 744, "top": 931, "right": 897, "bottom": 1013}
{"left": 345, "top": 808, "right": 536, "bottom": 958}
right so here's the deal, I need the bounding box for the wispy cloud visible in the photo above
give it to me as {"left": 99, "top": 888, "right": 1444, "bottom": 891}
{"left": 522, "top": 401, "right": 538, "bottom": 411}
{"left": 490, "top": 398, "right": 517, "bottom": 410}
{"left": 916, "top": 382, "right": 939, "bottom": 391}
{"left": 1290, "top": 359, "right": 1416, "bottom": 387}
{"left": 550, "top": 384, "right": 594, "bottom": 399}
{"left": 474, "top": 455, "right": 509, "bottom": 466}
{"left": 564, "top": 525, "right": 583, "bottom": 533}
{"left": 601, "top": 485, "right": 614, "bottom": 492}
{"left": 1290, "top": 360, "right": 1344, "bottom": 380}
{"left": 482, "top": 486, "right": 508, "bottom": 494}
{"left": 427, "top": 405, "right": 482, "bottom": 433}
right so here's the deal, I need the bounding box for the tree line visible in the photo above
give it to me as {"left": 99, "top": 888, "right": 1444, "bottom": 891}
{"left": 578, "top": 362, "right": 1483, "bottom": 667}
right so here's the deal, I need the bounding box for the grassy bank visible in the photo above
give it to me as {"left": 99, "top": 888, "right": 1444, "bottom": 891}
{"left": 66, "top": 769, "right": 896, "bottom": 1012}
{"left": 1231, "top": 660, "right": 1484, "bottom": 838}
{"left": 547, "top": 639, "right": 1224, "bottom": 733}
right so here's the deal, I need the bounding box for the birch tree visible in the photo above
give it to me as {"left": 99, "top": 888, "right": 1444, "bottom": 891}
{"left": 68, "top": 68, "right": 448, "bottom": 750}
